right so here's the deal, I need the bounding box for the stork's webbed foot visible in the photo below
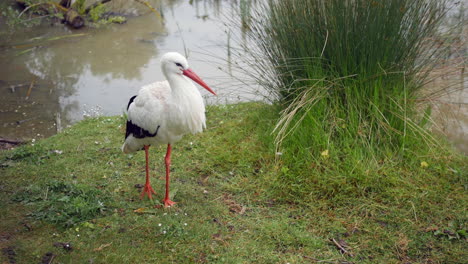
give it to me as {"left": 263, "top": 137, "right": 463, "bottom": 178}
{"left": 140, "top": 184, "right": 157, "bottom": 200}
{"left": 163, "top": 198, "right": 177, "bottom": 207}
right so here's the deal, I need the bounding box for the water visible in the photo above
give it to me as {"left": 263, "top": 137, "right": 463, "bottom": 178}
{"left": 428, "top": 0, "right": 467, "bottom": 154}
{"left": 428, "top": 68, "right": 467, "bottom": 154}
{"left": 0, "top": 0, "right": 466, "bottom": 154}
{"left": 0, "top": 0, "right": 257, "bottom": 141}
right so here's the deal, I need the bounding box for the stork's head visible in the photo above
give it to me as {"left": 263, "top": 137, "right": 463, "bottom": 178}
{"left": 161, "top": 52, "right": 216, "bottom": 95}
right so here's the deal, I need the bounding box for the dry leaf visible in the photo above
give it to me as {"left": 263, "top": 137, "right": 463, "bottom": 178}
{"left": 133, "top": 208, "right": 146, "bottom": 214}
{"left": 93, "top": 242, "right": 112, "bottom": 252}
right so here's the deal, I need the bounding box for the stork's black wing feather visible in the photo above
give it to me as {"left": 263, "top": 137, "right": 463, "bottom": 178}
{"left": 125, "top": 121, "right": 160, "bottom": 139}
{"left": 127, "top": 95, "right": 137, "bottom": 110}
{"left": 124, "top": 95, "right": 160, "bottom": 140}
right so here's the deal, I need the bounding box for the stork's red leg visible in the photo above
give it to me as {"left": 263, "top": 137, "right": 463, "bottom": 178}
{"left": 141, "top": 145, "right": 156, "bottom": 199}
{"left": 163, "top": 144, "right": 176, "bottom": 207}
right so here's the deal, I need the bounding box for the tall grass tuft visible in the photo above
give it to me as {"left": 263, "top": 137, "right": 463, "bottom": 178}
{"left": 241, "top": 0, "right": 452, "bottom": 199}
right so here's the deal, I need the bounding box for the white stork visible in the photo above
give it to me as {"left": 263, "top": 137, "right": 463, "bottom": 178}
{"left": 122, "top": 52, "right": 216, "bottom": 207}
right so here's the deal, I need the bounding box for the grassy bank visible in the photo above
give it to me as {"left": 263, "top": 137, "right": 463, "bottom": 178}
{"left": 0, "top": 103, "right": 466, "bottom": 263}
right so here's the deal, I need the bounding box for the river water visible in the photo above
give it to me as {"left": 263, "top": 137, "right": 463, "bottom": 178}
{"left": 0, "top": 0, "right": 466, "bottom": 154}
{"left": 0, "top": 0, "right": 257, "bottom": 141}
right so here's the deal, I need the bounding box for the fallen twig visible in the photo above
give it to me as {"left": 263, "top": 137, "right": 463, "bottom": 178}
{"left": 330, "top": 238, "right": 354, "bottom": 257}
{"left": 25, "top": 78, "right": 36, "bottom": 99}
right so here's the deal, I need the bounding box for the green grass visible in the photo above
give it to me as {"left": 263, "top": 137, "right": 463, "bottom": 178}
{"left": 1, "top": 103, "right": 466, "bottom": 263}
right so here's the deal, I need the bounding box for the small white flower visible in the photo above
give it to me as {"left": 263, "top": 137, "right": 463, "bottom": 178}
{"left": 162, "top": 230, "right": 166, "bottom": 234}
{"left": 158, "top": 223, "right": 162, "bottom": 227}
{"left": 184, "top": 223, "right": 187, "bottom": 226}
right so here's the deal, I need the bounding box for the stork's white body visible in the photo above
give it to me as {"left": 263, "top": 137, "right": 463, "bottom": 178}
{"left": 122, "top": 79, "right": 206, "bottom": 153}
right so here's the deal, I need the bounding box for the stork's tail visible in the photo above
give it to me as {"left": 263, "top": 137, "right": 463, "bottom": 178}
{"left": 121, "top": 143, "right": 129, "bottom": 154}
{"left": 121, "top": 142, "right": 135, "bottom": 154}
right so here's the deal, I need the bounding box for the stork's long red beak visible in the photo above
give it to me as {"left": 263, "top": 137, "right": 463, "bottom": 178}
{"left": 183, "top": 68, "right": 217, "bottom": 95}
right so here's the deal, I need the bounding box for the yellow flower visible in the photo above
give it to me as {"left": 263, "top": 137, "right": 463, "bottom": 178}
{"left": 321, "top": 149, "right": 329, "bottom": 157}
{"left": 420, "top": 161, "right": 429, "bottom": 168}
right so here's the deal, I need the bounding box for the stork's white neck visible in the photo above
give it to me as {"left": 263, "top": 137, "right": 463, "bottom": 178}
{"left": 165, "top": 73, "right": 188, "bottom": 91}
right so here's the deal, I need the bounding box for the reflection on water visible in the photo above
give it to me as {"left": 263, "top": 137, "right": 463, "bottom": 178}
{"left": 0, "top": 0, "right": 257, "bottom": 142}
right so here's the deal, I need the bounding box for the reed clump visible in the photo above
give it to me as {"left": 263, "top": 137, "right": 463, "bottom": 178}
{"left": 245, "top": 0, "right": 452, "bottom": 199}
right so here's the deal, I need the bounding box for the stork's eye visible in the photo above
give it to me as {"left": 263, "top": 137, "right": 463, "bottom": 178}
{"left": 175, "top": 63, "right": 183, "bottom": 68}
